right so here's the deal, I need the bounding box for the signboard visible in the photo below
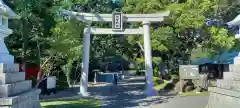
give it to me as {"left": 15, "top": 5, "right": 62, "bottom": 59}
{"left": 179, "top": 65, "right": 199, "bottom": 79}
{"left": 112, "top": 12, "right": 123, "bottom": 31}
{"left": 47, "top": 76, "right": 56, "bottom": 89}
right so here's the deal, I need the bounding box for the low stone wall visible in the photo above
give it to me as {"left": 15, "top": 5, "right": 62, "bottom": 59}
{"left": 206, "top": 61, "right": 240, "bottom": 108}
{"left": 207, "top": 87, "right": 240, "bottom": 108}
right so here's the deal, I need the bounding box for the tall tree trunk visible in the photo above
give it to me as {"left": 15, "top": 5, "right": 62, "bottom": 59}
{"left": 35, "top": 56, "right": 52, "bottom": 88}
{"left": 36, "top": 40, "right": 43, "bottom": 83}
{"left": 22, "top": 19, "right": 28, "bottom": 73}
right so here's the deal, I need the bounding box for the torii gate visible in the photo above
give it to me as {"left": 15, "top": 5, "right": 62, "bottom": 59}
{"left": 63, "top": 10, "right": 170, "bottom": 97}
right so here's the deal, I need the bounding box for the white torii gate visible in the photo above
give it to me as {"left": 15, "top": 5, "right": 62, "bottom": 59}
{"left": 63, "top": 10, "right": 170, "bottom": 97}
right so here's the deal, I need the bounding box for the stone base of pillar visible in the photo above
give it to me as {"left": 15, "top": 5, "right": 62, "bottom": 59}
{"left": 145, "top": 83, "right": 158, "bottom": 96}
{"left": 0, "top": 53, "right": 14, "bottom": 63}
{"left": 79, "top": 85, "right": 89, "bottom": 97}
{"left": 78, "top": 91, "right": 89, "bottom": 97}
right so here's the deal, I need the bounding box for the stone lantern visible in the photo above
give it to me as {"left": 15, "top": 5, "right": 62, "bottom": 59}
{"left": 227, "top": 15, "right": 240, "bottom": 63}
{"left": 0, "top": 0, "right": 20, "bottom": 63}
{"left": 227, "top": 14, "right": 240, "bottom": 39}
{"left": 0, "top": 1, "right": 41, "bottom": 108}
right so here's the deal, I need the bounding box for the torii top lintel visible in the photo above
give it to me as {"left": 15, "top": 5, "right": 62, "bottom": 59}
{"left": 62, "top": 10, "right": 170, "bottom": 22}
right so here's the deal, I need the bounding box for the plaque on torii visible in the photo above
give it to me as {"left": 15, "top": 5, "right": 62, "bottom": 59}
{"left": 112, "top": 12, "right": 123, "bottom": 31}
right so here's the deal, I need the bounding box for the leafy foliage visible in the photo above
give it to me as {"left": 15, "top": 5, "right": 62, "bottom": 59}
{"left": 4, "top": 0, "right": 240, "bottom": 85}
{"left": 207, "top": 26, "right": 235, "bottom": 55}
{"left": 51, "top": 19, "right": 85, "bottom": 60}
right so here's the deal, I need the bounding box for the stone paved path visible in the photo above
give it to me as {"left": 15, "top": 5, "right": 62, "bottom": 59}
{"left": 88, "top": 76, "right": 209, "bottom": 108}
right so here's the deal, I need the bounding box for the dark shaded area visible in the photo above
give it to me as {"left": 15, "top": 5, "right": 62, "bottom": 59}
{"left": 37, "top": 75, "right": 57, "bottom": 95}
{"left": 40, "top": 88, "right": 80, "bottom": 101}
{"left": 87, "top": 77, "right": 174, "bottom": 108}
{"left": 199, "top": 64, "right": 224, "bottom": 79}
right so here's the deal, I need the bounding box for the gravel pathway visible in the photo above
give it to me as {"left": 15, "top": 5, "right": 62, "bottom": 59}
{"left": 88, "top": 76, "right": 209, "bottom": 108}
{"left": 88, "top": 77, "right": 172, "bottom": 108}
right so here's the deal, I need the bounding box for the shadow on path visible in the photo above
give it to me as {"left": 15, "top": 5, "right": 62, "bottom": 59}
{"left": 40, "top": 77, "right": 208, "bottom": 108}
{"left": 87, "top": 76, "right": 174, "bottom": 108}
{"left": 39, "top": 76, "right": 208, "bottom": 108}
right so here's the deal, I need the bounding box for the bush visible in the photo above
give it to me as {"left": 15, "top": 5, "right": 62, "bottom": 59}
{"left": 152, "top": 77, "right": 163, "bottom": 85}
{"left": 170, "top": 74, "right": 179, "bottom": 79}
{"left": 61, "top": 60, "right": 76, "bottom": 87}
{"left": 56, "top": 73, "right": 69, "bottom": 90}
{"left": 153, "top": 67, "right": 159, "bottom": 77}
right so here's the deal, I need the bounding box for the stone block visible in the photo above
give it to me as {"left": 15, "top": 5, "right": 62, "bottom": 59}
{"left": 216, "top": 80, "right": 232, "bottom": 89}
{"left": 0, "top": 72, "right": 25, "bottom": 84}
{"left": 0, "top": 89, "right": 41, "bottom": 108}
{"left": 231, "top": 81, "right": 240, "bottom": 91}
{"left": 0, "top": 80, "right": 32, "bottom": 98}
{"left": 9, "top": 100, "right": 41, "bottom": 108}
{"left": 234, "top": 56, "right": 240, "bottom": 64}
{"left": 216, "top": 80, "right": 240, "bottom": 91}
{"left": 232, "top": 73, "right": 240, "bottom": 81}
{"left": 0, "top": 89, "right": 41, "bottom": 106}
{"left": 8, "top": 98, "right": 41, "bottom": 108}
{"left": 0, "top": 63, "right": 19, "bottom": 73}
{"left": 207, "top": 87, "right": 240, "bottom": 108}
{"left": 223, "top": 72, "right": 232, "bottom": 80}
{"left": 232, "top": 64, "right": 240, "bottom": 72}
{"left": 231, "top": 65, "right": 240, "bottom": 80}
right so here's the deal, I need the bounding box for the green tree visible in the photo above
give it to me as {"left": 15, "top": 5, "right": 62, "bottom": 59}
{"left": 5, "top": 0, "right": 58, "bottom": 82}
{"left": 122, "top": 0, "right": 237, "bottom": 74}
{"left": 206, "top": 27, "right": 235, "bottom": 57}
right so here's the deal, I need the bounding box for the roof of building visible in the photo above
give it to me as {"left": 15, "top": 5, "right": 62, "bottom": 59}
{"left": 191, "top": 51, "right": 240, "bottom": 65}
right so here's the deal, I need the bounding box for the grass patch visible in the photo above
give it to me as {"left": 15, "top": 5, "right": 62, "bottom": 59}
{"left": 41, "top": 99, "right": 101, "bottom": 108}
{"left": 154, "top": 80, "right": 169, "bottom": 91}
{"left": 179, "top": 91, "right": 209, "bottom": 97}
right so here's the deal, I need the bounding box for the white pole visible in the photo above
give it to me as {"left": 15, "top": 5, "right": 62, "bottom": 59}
{"left": 142, "top": 21, "right": 158, "bottom": 96}
{"left": 80, "top": 23, "right": 91, "bottom": 97}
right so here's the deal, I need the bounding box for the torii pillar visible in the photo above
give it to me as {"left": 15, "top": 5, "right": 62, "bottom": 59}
{"left": 142, "top": 21, "right": 156, "bottom": 96}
